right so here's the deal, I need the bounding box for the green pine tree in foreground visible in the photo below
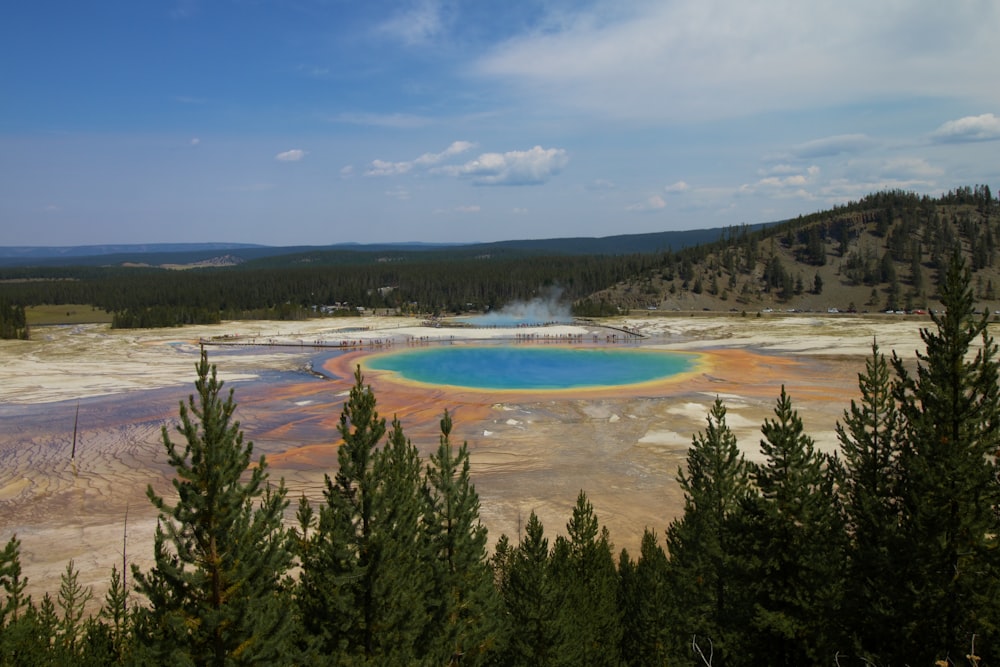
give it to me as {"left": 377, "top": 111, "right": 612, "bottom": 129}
{"left": 131, "top": 348, "right": 296, "bottom": 665}
{"left": 6, "top": 253, "right": 1000, "bottom": 665}
{"left": 422, "top": 410, "right": 500, "bottom": 664}
{"left": 891, "top": 255, "right": 1000, "bottom": 663}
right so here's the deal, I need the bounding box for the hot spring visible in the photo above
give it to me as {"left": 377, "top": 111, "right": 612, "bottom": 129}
{"left": 363, "top": 346, "right": 701, "bottom": 391}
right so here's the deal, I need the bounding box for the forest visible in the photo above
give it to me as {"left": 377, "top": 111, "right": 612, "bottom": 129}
{"left": 2, "top": 186, "right": 998, "bottom": 335}
{"left": 1, "top": 256, "right": 998, "bottom": 665}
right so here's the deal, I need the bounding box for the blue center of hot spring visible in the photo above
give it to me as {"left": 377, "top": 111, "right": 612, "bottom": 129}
{"left": 364, "top": 346, "right": 697, "bottom": 390}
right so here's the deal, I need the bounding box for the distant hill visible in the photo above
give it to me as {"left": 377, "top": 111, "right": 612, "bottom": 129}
{"left": 0, "top": 226, "right": 765, "bottom": 268}
{"left": 582, "top": 185, "right": 1000, "bottom": 316}
{"left": 5, "top": 187, "right": 1000, "bottom": 327}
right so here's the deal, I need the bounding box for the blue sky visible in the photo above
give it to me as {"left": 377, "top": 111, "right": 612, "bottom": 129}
{"left": 2, "top": 0, "right": 999, "bottom": 246}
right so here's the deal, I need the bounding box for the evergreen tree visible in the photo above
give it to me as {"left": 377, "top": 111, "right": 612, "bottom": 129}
{"left": 496, "top": 512, "right": 561, "bottom": 666}
{"left": 422, "top": 410, "right": 499, "bottom": 665}
{"left": 370, "top": 417, "right": 433, "bottom": 663}
{"left": 739, "top": 387, "right": 846, "bottom": 665}
{"left": 297, "top": 366, "right": 432, "bottom": 664}
{"left": 891, "top": 255, "right": 1000, "bottom": 663}
{"left": 836, "top": 342, "right": 907, "bottom": 662}
{"left": 132, "top": 349, "right": 295, "bottom": 665}
{"left": 55, "top": 560, "right": 92, "bottom": 655}
{"left": 664, "top": 398, "right": 751, "bottom": 664}
{"left": 618, "top": 530, "right": 670, "bottom": 667}
{"left": 297, "top": 366, "right": 386, "bottom": 660}
{"left": 549, "top": 491, "right": 622, "bottom": 666}
{"left": 0, "top": 535, "right": 28, "bottom": 627}
{"left": 98, "top": 565, "right": 132, "bottom": 663}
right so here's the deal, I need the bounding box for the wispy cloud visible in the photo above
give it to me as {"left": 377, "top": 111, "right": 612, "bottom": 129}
{"left": 787, "top": 135, "right": 876, "bottom": 159}
{"left": 169, "top": 0, "right": 199, "bottom": 20}
{"left": 626, "top": 195, "right": 667, "bottom": 212}
{"left": 275, "top": 149, "right": 306, "bottom": 162}
{"left": 664, "top": 181, "right": 690, "bottom": 194}
{"left": 223, "top": 183, "right": 275, "bottom": 192}
{"left": 377, "top": 0, "right": 446, "bottom": 47}
{"left": 586, "top": 179, "right": 616, "bottom": 191}
{"left": 437, "top": 145, "right": 569, "bottom": 185}
{"left": 473, "top": 1, "right": 1000, "bottom": 123}
{"left": 367, "top": 141, "right": 476, "bottom": 177}
{"left": 739, "top": 165, "right": 820, "bottom": 198}
{"left": 931, "top": 113, "right": 1000, "bottom": 143}
{"left": 331, "top": 112, "right": 433, "bottom": 129}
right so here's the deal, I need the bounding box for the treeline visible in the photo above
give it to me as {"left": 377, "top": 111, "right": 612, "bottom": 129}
{"left": 0, "top": 253, "right": 664, "bottom": 329}
{"left": 0, "top": 300, "right": 28, "bottom": 339}
{"left": 594, "top": 185, "right": 1000, "bottom": 311}
{"left": 2, "top": 257, "right": 999, "bottom": 665}
{"left": 3, "top": 186, "right": 999, "bottom": 331}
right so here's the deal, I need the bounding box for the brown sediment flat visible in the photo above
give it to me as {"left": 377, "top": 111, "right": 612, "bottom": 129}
{"left": 0, "top": 314, "right": 931, "bottom": 609}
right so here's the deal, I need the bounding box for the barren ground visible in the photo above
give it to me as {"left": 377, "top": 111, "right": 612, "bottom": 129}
{"left": 0, "top": 314, "right": 931, "bottom": 608}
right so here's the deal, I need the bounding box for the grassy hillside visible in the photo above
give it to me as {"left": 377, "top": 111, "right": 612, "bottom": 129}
{"left": 584, "top": 186, "right": 1000, "bottom": 316}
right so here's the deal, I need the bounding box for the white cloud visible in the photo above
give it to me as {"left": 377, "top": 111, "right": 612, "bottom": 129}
{"left": 626, "top": 195, "right": 667, "bottom": 211}
{"left": 931, "top": 113, "right": 1000, "bottom": 143}
{"left": 189, "top": 137, "right": 200, "bottom": 147}
{"left": 366, "top": 141, "right": 476, "bottom": 177}
{"left": 331, "top": 112, "right": 432, "bottom": 129}
{"left": 880, "top": 157, "right": 943, "bottom": 179}
{"left": 455, "top": 205, "right": 481, "bottom": 213}
{"left": 377, "top": 0, "right": 445, "bottom": 47}
{"left": 276, "top": 149, "right": 306, "bottom": 162}
{"left": 437, "top": 145, "right": 569, "bottom": 185}
{"left": 512, "top": 207, "right": 529, "bottom": 215}
{"left": 740, "top": 164, "right": 820, "bottom": 195}
{"left": 385, "top": 187, "right": 411, "bottom": 200}
{"left": 340, "top": 165, "right": 355, "bottom": 178}
{"left": 586, "top": 179, "right": 616, "bottom": 191}
{"left": 473, "top": 1, "right": 1000, "bottom": 123}
{"left": 664, "top": 181, "right": 690, "bottom": 194}
{"left": 224, "top": 183, "right": 275, "bottom": 192}
{"left": 788, "top": 135, "right": 876, "bottom": 159}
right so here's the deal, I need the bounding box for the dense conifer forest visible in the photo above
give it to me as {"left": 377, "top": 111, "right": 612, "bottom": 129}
{"left": 2, "top": 186, "right": 999, "bottom": 334}
{"left": 2, "top": 256, "right": 998, "bottom": 665}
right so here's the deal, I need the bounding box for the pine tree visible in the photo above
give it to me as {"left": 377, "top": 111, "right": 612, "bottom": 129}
{"left": 131, "top": 349, "right": 295, "bottom": 665}
{"left": 891, "top": 255, "right": 1000, "bottom": 662}
{"left": 836, "top": 341, "right": 907, "bottom": 661}
{"left": 370, "top": 417, "right": 432, "bottom": 663}
{"left": 549, "top": 491, "right": 622, "bottom": 666}
{"left": 739, "top": 387, "right": 846, "bottom": 665}
{"left": 55, "top": 560, "right": 92, "bottom": 655}
{"left": 618, "top": 530, "right": 670, "bottom": 667}
{"left": 496, "top": 512, "right": 561, "bottom": 666}
{"left": 297, "top": 366, "right": 432, "bottom": 663}
{"left": 0, "top": 535, "right": 28, "bottom": 627}
{"left": 98, "top": 565, "right": 132, "bottom": 663}
{"left": 664, "top": 398, "right": 751, "bottom": 664}
{"left": 422, "top": 410, "right": 499, "bottom": 665}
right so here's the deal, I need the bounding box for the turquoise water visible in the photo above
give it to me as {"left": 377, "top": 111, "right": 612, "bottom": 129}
{"left": 365, "top": 346, "right": 697, "bottom": 390}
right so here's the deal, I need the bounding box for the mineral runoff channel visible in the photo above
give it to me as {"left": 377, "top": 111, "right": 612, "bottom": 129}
{"left": 0, "top": 314, "right": 932, "bottom": 604}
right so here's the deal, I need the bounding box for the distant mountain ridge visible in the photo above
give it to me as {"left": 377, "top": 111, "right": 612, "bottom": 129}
{"left": 0, "top": 226, "right": 770, "bottom": 268}
{"left": 0, "top": 243, "right": 267, "bottom": 259}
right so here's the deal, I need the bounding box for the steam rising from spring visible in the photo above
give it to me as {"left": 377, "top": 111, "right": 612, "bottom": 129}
{"left": 468, "top": 286, "right": 572, "bottom": 327}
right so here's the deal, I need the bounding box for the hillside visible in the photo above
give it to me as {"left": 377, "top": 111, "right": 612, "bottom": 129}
{"left": 585, "top": 186, "right": 1000, "bottom": 316}
{"left": 0, "top": 226, "right": 748, "bottom": 269}
{"left": 3, "top": 186, "right": 1000, "bottom": 331}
